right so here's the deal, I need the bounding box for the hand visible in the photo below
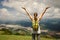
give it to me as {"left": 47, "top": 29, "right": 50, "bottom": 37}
{"left": 46, "top": 6, "right": 50, "bottom": 9}
{"left": 22, "top": 7, "right": 26, "bottom": 10}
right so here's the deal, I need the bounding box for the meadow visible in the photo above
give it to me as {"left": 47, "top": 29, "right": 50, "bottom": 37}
{"left": 0, "top": 35, "right": 59, "bottom": 40}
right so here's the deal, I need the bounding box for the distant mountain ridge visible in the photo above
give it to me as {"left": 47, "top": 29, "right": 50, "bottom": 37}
{"left": 0, "top": 18, "right": 60, "bottom": 31}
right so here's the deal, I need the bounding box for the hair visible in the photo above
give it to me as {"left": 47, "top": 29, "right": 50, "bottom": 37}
{"left": 34, "top": 12, "right": 38, "bottom": 21}
{"left": 34, "top": 12, "right": 38, "bottom": 17}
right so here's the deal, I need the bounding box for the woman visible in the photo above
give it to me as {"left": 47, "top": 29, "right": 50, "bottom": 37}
{"left": 22, "top": 6, "right": 50, "bottom": 40}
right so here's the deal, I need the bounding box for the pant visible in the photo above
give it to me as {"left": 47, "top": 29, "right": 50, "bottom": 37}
{"left": 32, "top": 33, "right": 40, "bottom": 40}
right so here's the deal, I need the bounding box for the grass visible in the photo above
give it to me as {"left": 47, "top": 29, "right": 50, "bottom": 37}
{"left": 0, "top": 35, "right": 60, "bottom": 40}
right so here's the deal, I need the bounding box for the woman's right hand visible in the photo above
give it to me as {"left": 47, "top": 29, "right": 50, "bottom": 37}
{"left": 45, "top": 6, "right": 50, "bottom": 9}
{"left": 22, "top": 7, "right": 26, "bottom": 10}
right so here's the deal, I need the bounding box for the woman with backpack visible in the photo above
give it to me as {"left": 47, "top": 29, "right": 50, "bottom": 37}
{"left": 22, "top": 6, "right": 50, "bottom": 40}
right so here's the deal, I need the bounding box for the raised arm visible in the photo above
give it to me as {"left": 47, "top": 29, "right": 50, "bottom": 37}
{"left": 22, "top": 7, "right": 33, "bottom": 21}
{"left": 38, "top": 7, "right": 50, "bottom": 21}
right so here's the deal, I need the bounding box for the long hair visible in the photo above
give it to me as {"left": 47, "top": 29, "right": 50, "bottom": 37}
{"left": 34, "top": 12, "right": 38, "bottom": 21}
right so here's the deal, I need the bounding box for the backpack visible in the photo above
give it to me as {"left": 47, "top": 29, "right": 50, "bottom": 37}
{"left": 32, "top": 20, "right": 38, "bottom": 31}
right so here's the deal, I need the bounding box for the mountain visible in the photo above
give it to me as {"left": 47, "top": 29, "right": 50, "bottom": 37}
{"left": 40, "top": 18, "right": 60, "bottom": 32}
{"left": 0, "top": 18, "right": 60, "bottom": 32}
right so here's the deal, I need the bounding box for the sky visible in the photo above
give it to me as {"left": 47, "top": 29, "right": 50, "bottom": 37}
{"left": 0, "top": 0, "right": 60, "bottom": 21}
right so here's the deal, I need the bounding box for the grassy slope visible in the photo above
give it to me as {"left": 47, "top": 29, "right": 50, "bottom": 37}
{"left": 0, "top": 35, "right": 59, "bottom": 40}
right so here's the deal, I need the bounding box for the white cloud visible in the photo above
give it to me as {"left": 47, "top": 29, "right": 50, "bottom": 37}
{"left": 0, "top": 0, "right": 60, "bottom": 21}
{"left": 44, "top": 0, "right": 60, "bottom": 8}
{"left": 0, "top": 8, "right": 30, "bottom": 21}
{"left": 54, "top": 8, "right": 60, "bottom": 13}
{"left": 0, "top": 8, "right": 15, "bottom": 21}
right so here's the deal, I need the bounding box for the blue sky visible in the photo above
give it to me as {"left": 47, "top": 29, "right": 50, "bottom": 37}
{"left": 0, "top": 0, "right": 60, "bottom": 21}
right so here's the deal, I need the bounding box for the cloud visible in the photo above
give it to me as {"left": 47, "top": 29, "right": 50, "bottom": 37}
{"left": 0, "top": 8, "right": 27, "bottom": 21}
{"left": 0, "top": 0, "right": 60, "bottom": 21}
{"left": 44, "top": 0, "right": 60, "bottom": 8}
{"left": 0, "top": 8, "right": 15, "bottom": 21}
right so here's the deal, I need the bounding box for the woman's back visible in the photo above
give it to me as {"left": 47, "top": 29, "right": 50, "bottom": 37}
{"left": 32, "top": 19, "right": 39, "bottom": 31}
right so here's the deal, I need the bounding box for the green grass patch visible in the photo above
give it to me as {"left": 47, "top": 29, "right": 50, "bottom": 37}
{"left": 0, "top": 35, "right": 60, "bottom": 40}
